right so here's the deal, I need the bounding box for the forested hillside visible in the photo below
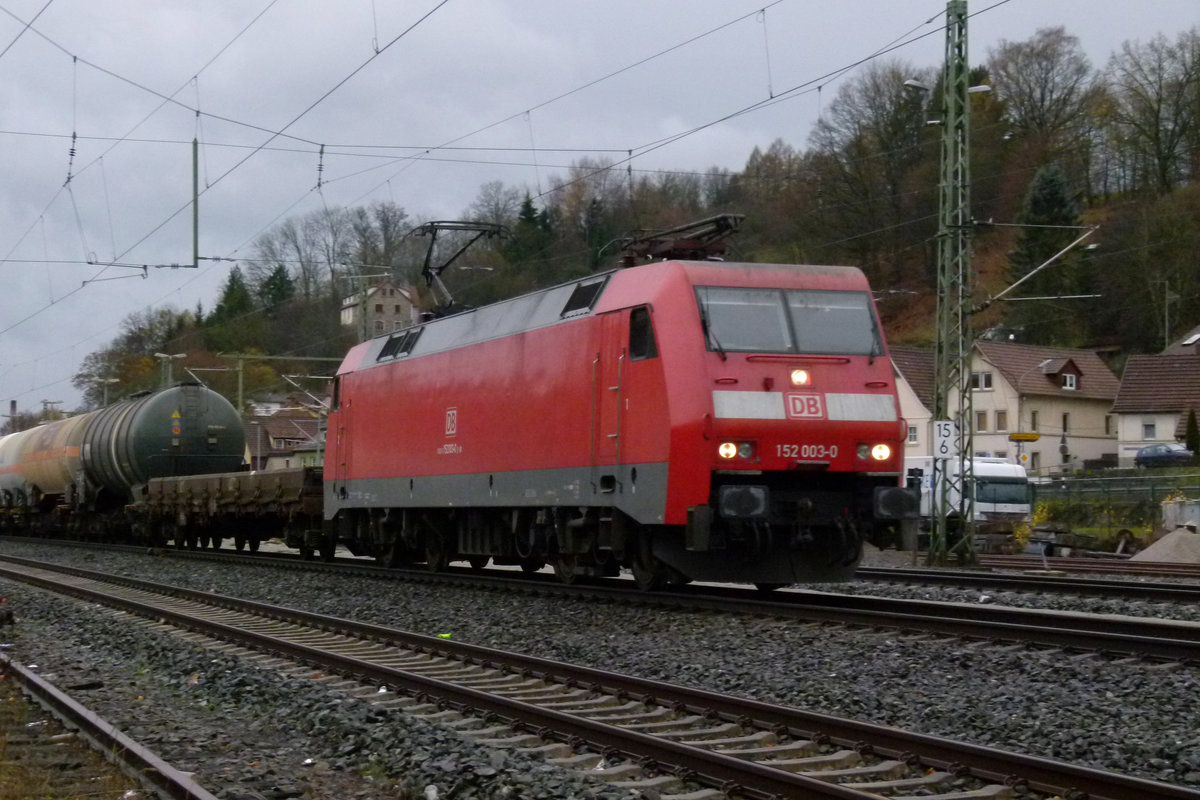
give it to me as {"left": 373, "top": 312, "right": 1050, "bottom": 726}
{"left": 67, "top": 25, "right": 1199, "bottom": 413}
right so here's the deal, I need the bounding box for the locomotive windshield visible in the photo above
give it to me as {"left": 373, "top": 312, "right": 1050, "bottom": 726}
{"left": 696, "top": 287, "right": 881, "bottom": 356}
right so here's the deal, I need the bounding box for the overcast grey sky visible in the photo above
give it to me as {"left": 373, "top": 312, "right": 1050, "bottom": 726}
{"left": 1, "top": 0, "right": 1195, "bottom": 411}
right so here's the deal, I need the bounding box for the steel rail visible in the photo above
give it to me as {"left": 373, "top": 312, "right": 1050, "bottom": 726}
{"left": 978, "top": 554, "right": 1200, "bottom": 577}
{"left": 0, "top": 652, "right": 221, "bottom": 800}
{"left": 3, "top": 556, "right": 1200, "bottom": 800}
{"left": 0, "top": 560, "right": 884, "bottom": 800}
{"left": 856, "top": 565, "right": 1200, "bottom": 602}
{"left": 4, "top": 548, "right": 1200, "bottom": 662}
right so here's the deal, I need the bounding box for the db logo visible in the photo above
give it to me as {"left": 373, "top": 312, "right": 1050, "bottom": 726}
{"left": 786, "top": 394, "right": 824, "bottom": 419}
{"left": 445, "top": 407, "right": 458, "bottom": 436}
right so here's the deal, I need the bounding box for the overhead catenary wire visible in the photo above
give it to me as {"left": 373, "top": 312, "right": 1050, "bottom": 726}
{"left": 0, "top": 0, "right": 453, "bottom": 347}
{"left": 0, "top": 0, "right": 1097, "bottom": 408}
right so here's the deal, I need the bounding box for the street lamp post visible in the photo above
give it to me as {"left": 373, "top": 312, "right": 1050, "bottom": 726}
{"left": 153, "top": 353, "right": 186, "bottom": 387}
{"left": 1014, "top": 359, "right": 1053, "bottom": 468}
{"left": 98, "top": 378, "right": 120, "bottom": 406}
{"left": 249, "top": 420, "right": 263, "bottom": 470}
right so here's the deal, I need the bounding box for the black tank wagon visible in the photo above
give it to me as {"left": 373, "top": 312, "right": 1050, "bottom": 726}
{"left": 0, "top": 383, "right": 245, "bottom": 535}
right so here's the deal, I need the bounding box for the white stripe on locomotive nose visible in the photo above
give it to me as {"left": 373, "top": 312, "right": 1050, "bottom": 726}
{"left": 712, "top": 390, "right": 785, "bottom": 419}
{"left": 711, "top": 390, "right": 896, "bottom": 421}
{"left": 825, "top": 393, "right": 897, "bottom": 421}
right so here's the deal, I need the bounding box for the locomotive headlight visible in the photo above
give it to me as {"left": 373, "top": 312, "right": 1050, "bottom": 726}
{"left": 871, "top": 443, "right": 892, "bottom": 461}
{"left": 790, "top": 369, "right": 810, "bottom": 386}
{"left": 718, "top": 441, "right": 756, "bottom": 460}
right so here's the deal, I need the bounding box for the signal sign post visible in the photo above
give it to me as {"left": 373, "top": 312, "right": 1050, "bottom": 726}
{"left": 934, "top": 420, "right": 960, "bottom": 459}
{"left": 1009, "top": 432, "right": 1039, "bottom": 467}
{"left": 931, "top": 419, "right": 968, "bottom": 564}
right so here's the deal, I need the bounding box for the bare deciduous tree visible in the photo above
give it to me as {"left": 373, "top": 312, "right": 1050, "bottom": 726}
{"left": 988, "top": 27, "right": 1098, "bottom": 145}
{"left": 1105, "top": 28, "right": 1199, "bottom": 194}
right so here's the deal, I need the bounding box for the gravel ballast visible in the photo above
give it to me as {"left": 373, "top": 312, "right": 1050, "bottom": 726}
{"left": 3, "top": 539, "right": 1200, "bottom": 794}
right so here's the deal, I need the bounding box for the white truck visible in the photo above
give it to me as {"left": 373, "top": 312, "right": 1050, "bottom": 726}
{"left": 905, "top": 456, "right": 1032, "bottom": 537}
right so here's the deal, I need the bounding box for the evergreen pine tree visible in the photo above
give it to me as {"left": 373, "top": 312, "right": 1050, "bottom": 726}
{"left": 1005, "top": 165, "right": 1085, "bottom": 346}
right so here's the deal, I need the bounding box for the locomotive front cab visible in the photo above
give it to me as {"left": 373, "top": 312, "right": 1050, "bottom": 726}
{"left": 668, "top": 271, "right": 912, "bottom": 585}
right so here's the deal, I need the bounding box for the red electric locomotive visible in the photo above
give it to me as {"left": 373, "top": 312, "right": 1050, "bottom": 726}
{"left": 323, "top": 258, "right": 913, "bottom": 588}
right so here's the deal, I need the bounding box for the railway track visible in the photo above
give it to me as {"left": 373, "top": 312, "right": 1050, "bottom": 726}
{"left": 2, "top": 554, "right": 1195, "bottom": 800}
{"left": 6, "top": 539, "right": 1200, "bottom": 662}
{"left": 855, "top": 565, "right": 1200, "bottom": 603}
{"left": 977, "top": 553, "right": 1200, "bottom": 578}
{"left": 0, "top": 651, "right": 217, "bottom": 800}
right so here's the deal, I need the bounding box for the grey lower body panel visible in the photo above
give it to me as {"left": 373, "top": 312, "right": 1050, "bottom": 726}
{"left": 326, "top": 462, "right": 670, "bottom": 524}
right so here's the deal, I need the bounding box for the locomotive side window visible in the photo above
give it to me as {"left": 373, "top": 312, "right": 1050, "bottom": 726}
{"left": 628, "top": 307, "right": 658, "bottom": 361}
{"left": 696, "top": 286, "right": 881, "bottom": 356}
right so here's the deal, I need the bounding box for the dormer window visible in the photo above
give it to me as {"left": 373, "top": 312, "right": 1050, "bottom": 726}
{"left": 1062, "top": 373, "right": 1077, "bottom": 390}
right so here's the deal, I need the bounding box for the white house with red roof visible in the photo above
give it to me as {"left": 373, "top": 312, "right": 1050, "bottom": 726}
{"left": 1111, "top": 354, "right": 1200, "bottom": 466}
{"left": 891, "top": 341, "right": 1120, "bottom": 474}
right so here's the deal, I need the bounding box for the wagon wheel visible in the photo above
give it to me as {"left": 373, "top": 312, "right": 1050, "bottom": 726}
{"left": 248, "top": 536, "right": 261, "bottom": 553}
{"left": 424, "top": 534, "right": 449, "bottom": 573}
{"left": 467, "top": 555, "right": 489, "bottom": 571}
{"left": 754, "top": 582, "right": 786, "bottom": 592}
{"left": 234, "top": 534, "right": 246, "bottom": 552}
{"left": 209, "top": 536, "right": 222, "bottom": 551}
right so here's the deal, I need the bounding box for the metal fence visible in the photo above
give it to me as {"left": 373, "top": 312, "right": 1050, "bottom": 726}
{"left": 1030, "top": 471, "right": 1200, "bottom": 537}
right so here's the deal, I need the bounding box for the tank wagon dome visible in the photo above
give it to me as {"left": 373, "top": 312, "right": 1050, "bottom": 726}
{"left": 81, "top": 382, "right": 245, "bottom": 495}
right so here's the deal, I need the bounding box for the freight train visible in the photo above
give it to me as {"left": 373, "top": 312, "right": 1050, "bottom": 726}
{"left": 3, "top": 258, "right": 917, "bottom": 589}
{"left": 0, "top": 384, "right": 245, "bottom": 538}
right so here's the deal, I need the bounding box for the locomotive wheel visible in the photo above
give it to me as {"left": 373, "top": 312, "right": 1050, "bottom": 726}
{"left": 630, "top": 552, "right": 667, "bottom": 592}
{"left": 376, "top": 542, "right": 401, "bottom": 567}
{"left": 629, "top": 531, "right": 667, "bottom": 592}
{"left": 424, "top": 535, "right": 449, "bottom": 572}
{"left": 552, "top": 553, "right": 579, "bottom": 584}
{"left": 234, "top": 534, "right": 246, "bottom": 552}
{"left": 319, "top": 534, "right": 337, "bottom": 562}
{"left": 519, "top": 558, "right": 545, "bottom": 574}
{"left": 467, "top": 556, "right": 489, "bottom": 571}
{"left": 754, "top": 582, "right": 786, "bottom": 592}
{"left": 668, "top": 568, "right": 693, "bottom": 587}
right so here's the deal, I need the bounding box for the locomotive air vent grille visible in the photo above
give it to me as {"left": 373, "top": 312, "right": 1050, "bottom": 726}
{"left": 560, "top": 278, "right": 608, "bottom": 318}
{"left": 378, "top": 328, "right": 423, "bottom": 361}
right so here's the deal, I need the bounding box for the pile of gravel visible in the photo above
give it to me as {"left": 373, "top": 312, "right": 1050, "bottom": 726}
{"left": 3, "top": 539, "right": 1200, "bottom": 791}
